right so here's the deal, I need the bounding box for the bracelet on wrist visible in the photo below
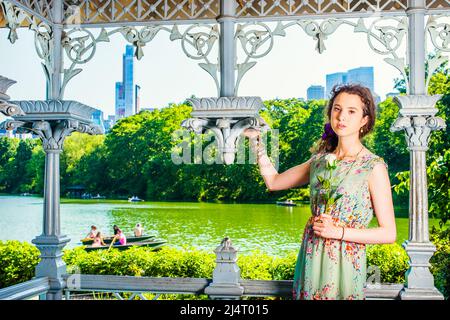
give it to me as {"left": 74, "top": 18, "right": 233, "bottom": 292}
{"left": 339, "top": 227, "right": 345, "bottom": 241}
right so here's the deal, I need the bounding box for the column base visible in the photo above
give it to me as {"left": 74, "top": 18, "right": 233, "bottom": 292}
{"left": 32, "top": 235, "right": 70, "bottom": 245}
{"left": 400, "top": 287, "right": 444, "bottom": 300}
{"left": 32, "top": 235, "right": 71, "bottom": 300}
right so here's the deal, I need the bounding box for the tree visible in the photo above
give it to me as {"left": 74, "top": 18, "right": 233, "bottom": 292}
{"left": 8, "top": 139, "right": 37, "bottom": 193}
{"left": 0, "top": 137, "right": 18, "bottom": 192}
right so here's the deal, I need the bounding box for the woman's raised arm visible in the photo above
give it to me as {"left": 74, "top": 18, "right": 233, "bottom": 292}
{"left": 259, "top": 155, "right": 313, "bottom": 191}
{"left": 243, "top": 128, "right": 312, "bottom": 191}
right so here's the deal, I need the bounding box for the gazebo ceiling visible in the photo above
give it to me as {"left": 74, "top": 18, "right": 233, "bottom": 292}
{"left": 0, "top": 0, "right": 449, "bottom": 29}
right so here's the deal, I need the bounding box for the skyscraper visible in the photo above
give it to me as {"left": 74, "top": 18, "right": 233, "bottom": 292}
{"left": 326, "top": 72, "right": 347, "bottom": 98}
{"left": 325, "top": 67, "right": 375, "bottom": 97}
{"left": 115, "top": 45, "right": 140, "bottom": 120}
{"left": 307, "top": 85, "right": 325, "bottom": 100}
{"left": 104, "top": 115, "right": 116, "bottom": 133}
{"left": 135, "top": 84, "right": 141, "bottom": 114}
{"left": 91, "top": 109, "right": 106, "bottom": 133}
{"left": 115, "top": 82, "right": 125, "bottom": 118}
{"left": 346, "top": 67, "right": 374, "bottom": 93}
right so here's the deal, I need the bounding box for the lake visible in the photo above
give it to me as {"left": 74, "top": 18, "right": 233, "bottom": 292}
{"left": 0, "top": 195, "right": 442, "bottom": 257}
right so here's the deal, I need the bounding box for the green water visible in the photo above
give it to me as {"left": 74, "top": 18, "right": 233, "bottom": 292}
{"left": 0, "top": 195, "right": 442, "bottom": 257}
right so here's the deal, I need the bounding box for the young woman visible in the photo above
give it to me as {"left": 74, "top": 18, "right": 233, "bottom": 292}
{"left": 91, "top": 231, "right": 106, "bottom": 247}
{"left": 112, "top": 228, "right": 127, "bottom": 246}
{"left": 244, "top": 84, "right": 396, "bottom": 300}
{"left": 85, "top": 225, "right": 98, "bottom": 239}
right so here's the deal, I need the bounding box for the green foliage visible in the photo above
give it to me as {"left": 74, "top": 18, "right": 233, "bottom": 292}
{"left": 366, "top": 243, "right": 409, "bottom": 284}
{"left": 0, "top": 137, "right": 18, "bottom": 192}
{"left": 61, "top": 132, "right": 105, "bottom": 194}
{"left": 430, "top": 226, "right": 450, "bottom": 299}
{"left": 238, "top": 250, "right": 274, "bottom": 280}
{"left": 2, "top": 240, "right": 449, "bottom": 299}
{"left": 369, "top": 98, "right": 409, "bottom": 179}
{"left": 0, "top": 240, "right": 40, "bottom": 288}
{"left": 63, "top": 246, "right": 216, "bottom": 278}
{"left": 0, "top": 138, "right": 40, "bottom": 193}
{"left": 269, "top": 252, "right": 297, "bottom": 280}
{"left": 23, "top": 144, "right": 45, "bottom": 194}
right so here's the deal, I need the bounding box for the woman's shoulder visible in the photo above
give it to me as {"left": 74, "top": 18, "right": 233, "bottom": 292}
{"left": 309, "top": 151, "right": 326, "bottom": 163}
{"left": 361, "top": 151, "right": 388, "bottom": 170}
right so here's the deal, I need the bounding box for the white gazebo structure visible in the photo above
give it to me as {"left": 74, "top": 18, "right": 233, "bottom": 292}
{"left": 0, "top": 0, "right": 448, "bottom": 300}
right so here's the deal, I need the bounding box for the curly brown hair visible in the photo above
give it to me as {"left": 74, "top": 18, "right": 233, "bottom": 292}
{"left": 312, "top": 83, "right": 376, "bottom": 154}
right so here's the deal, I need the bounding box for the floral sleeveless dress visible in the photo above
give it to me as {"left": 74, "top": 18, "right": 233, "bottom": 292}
{"left": 292, "top": 152, "right": 388, "bottom": 300}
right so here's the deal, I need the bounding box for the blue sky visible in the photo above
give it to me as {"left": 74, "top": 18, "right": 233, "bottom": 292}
{"left": 1, "top": 19, "right": 414, "bottom": 118}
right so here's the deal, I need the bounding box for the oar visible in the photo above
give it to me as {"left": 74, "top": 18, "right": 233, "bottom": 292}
{"left": 108, "top": 236, "right": 117, "bottom": 252}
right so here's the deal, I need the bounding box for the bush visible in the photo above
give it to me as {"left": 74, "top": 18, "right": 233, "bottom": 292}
{"left": 63, "top": 246, "right": 216, "bottom": 278}
{"left": 269, "top": 252, "right": 297, "bottom": 280}
{"left": 367, "top": 243, "right": 409, "bottom": 284}
{"left": 2, "top": 239, "right": 448, "bottom": 300}
{"left": 430, "top": 226, "right": 450, "bottom": 299}
{"left": 238, "top": 250, "right": 274, "bottom": 280}
{"left": 0, "top": 240, "right": 40, "bottom": 288}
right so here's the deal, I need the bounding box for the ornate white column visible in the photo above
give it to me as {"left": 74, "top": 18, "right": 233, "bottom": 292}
{"left": 1, "top": 100, "right": 103, "bottom": 300}
{"left": 390, "top": 0, "right": 446, "bottom": 300}
{"left": 391, "top": 96, "right": 445, "bottom": 300}
{"left": 218, "top": 0, "right": 237, "bottom": 97}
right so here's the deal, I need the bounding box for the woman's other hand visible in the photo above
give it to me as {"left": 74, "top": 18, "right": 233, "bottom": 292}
{"left": 312, "top": 214, "right": 342, "bottom": 240}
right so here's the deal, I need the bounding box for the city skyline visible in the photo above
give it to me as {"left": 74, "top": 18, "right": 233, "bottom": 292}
{"left": 1, "top": 22, "right": 406, "bottom": 120}
{"left": 326, "top": 66, "right": 375, "bottom": 98}
{"left": 307, "top": 66, "right": 377, "bottom": 101}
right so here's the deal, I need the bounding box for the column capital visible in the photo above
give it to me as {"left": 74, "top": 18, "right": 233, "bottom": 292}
{"left": 391, "top": 115, "right": 446, "bottom": 150}
{"left": 0, "top": 101, "right": 24, "bottom": 117}
{"left": 0, "top": 100, "right": 103, "bottom": 150}
{"left": 393, "top": 95, "right": 442, "bottom": 117}
{"left": 182, "top": 96, "right": 269, "bottom": 164}
{"left": 391, "top": 95, "right": 446, "bottom": 150}
{"left": 0, "top": 75, "right": 24, "bottom": 117}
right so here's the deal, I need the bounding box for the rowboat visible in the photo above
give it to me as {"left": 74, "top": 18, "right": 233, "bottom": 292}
{"left": 83, "top": 239, "right": 167, "bottom": 252}
{"left": 276, "top": 200, "right": 297, "bottom": 207}
{"left": 81, "top": 234, "right": 154, "bottom": 245}
{"left": 128, "top": 196, "right": 143, "bottom": 202}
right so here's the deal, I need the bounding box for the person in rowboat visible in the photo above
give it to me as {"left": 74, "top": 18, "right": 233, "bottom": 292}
{"left": 112, "top": 227, "right": 127, "bottom": 246}
{"left": 85, "top": 225, "right": 98, "bottom": 239}
{"left": 91, "top": 231, "right": 106, "bottom": 247}
{"left": 133, "top": 223, "right": 144, "bottom": 237}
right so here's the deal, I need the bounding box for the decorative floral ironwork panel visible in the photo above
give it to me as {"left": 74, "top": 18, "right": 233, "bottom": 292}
{"left": 62, "top": 0, "right": 219, "bottom": 24}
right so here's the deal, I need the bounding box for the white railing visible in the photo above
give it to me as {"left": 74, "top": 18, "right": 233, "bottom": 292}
{"left": 62, "top": 274, "right": 404, "bottom": 300}
{"left": 0, "top": 277, "right": 50, "bottom": 300}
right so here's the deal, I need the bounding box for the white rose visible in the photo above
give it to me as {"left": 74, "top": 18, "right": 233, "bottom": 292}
{"left": 324, "top": 154, "right": 337, "bottom": 166}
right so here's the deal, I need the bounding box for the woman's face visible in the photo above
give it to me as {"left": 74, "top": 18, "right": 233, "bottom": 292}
{"left": 330, "top": 92, "right": 368, "bottom": 138}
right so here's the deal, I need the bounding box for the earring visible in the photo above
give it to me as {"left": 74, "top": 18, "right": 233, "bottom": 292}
{"left": 360, "top": 128, "right": 364, "bottom": 134}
